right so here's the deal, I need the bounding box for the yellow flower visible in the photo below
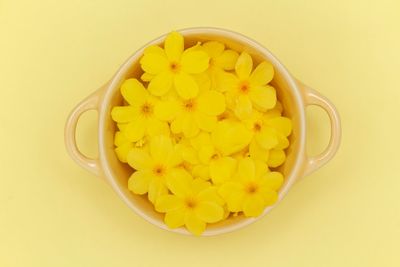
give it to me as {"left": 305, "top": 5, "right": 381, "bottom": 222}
{"left": 201, "top": 41, "right": 238, "bottom": 89}
{"left": 245, "top": 110, "right": 292, "bottom": 162}
{"left": 126, "top": 135, "right": 183, "bottom": 203}
{"left": 155, "top": 174, "right": 224, "bottom": 236}
{"left": 190, "top": 132, "right": 237, "bottom": 184}
{"left": 140, "top": 31, "right": 210, "bottom": 99}
{"left": 111, "top": 79, "right": 169, "bottom": 142}
{"left": 216, "top": 52, "right": 276, "bottom": 119}
{"left": 113, "top": 131, "right": 134, "bottom": 163}
{"left": 169, "top": 89, "right": 226, "bottom": 138}
{"left": 218, "top": 157, "right": 283, "bottom": 217}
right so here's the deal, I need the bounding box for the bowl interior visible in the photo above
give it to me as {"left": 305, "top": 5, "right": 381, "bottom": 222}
{"left": 101, "top": 29, "right": 303, "bottom": 235}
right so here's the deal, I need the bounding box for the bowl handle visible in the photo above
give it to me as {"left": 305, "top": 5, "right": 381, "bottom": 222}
{"left": 64, "top": 85, "right": 106, "bottom": 177}
{"left": 298, "top": 81, "right": 342, "bottom": 177}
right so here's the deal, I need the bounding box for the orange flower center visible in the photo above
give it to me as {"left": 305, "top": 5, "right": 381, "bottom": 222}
{"left": 170, "top": 61, "right": 180, "bottom": 73}
{"left": 140, "top": 102, "right": 153, "bottom": 117}
{"left": 246, "top": 182, "right": 259, "bottom": 194}
{"left": 239, "top": 81, "right": 250, "bottom": 94}
{"left": 153, "top": 165, "right": 166, "bottom": 176}
{"left": 185, "top": 197, "right": 198, "bottom": 209}
{"left": 253, "top": 122, "right": 262, "bottom": 132}
{"left": 183, "top": 99, "right": 197, "bottom": 112}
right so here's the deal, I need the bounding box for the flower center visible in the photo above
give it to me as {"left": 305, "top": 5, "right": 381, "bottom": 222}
{"left": 239, "top": 81, "right": 250, "bottom": 94}
{"left": 253, "top": 122, "right": 262, "bottom": 132}
{"left": 211, "top": 153, "right": 219, "bottom": 160}
{"left": 183, "top": 99, "right": 197, "bottom": 112}
{"left": 153, "top": 165, "right": 166, "bottom": 176}
{"left": 140, "top": 102, "right": 153, "bottom": 117}
{"left": 246, "top": 182, "right": 259, "bottom": 194}
{"left": 217, "top": 112, "right": 229, "bottom": 121}
{"left": 170, "top": 61, "right": 180, "bottom": 73}
{"left": 178, "top": 161, "right": 192, "bottom": 172}
{"left": 185, "top": 197, "right": 197, "bottom": 209}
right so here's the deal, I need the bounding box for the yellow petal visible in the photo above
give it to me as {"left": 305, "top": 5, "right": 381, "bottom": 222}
{"left": 218, "top": 182, "right": 244, "bottom": 212}
{"left": 198, "top": 144, "right": 215, "bottom": 164}
{"left": 146, "top": 118, "right": 170, "bottom": 137}
{"left": 144, "top": 45, "right": 165, "bottom": 56}
{"left": 235, "top": 52, "right": 253, "bottom": 79}
{"left": 124, "top": 119, "right": 146, "bottom": 142}
{"left": 185, "top": 212, "right": 206, "bottom": 236}
{"left": 254, "top": 159, "right": 269, "bottom": 178}
{"left": 164, "top": 31, "right": 184, "bottom": 61}
{"left": 120, "top": 79, "right": 149, "bottom": 105}
{"left": 214, "top": 70, "right": 238, "bottom": 92}
{"left": 155, "top": 194, "right": 183, "bottom": 212}
{"left": 114, "top": 143, "right": 133, "bottom": 163}
{"left": 243, "top": 195, "right": 265, "bottom": 217}
{"left": 195, "top": 113, "right": 217, "bottom": 133}
{"left": 117, "top": 123, "right": 128, "bottom": 131}
{"left": 234, "top": 95, "right": 253, "bottom": 120}
{"left": 266, "top": 117, "right": 292, "bottom": 137}
{"left": 192, "top": 165, "right": 210, "bottom": 180}
{"left": 140, "top": 51, "right": 169, "bottom": 75}
{"left": 148, "top": 179, "right": 168, "bottom": 203}
{"left": 256, "top": 128, "right": 278, "bottom": 150}
{"left": 191, "top": 178, "right": 211, "bottom": 194}
{"left": 128, "top": 170, "right": 152, "bottom": 194}
{"left": 173, "top": 72, "right": 199, "bottom": 99}
{"left": 198, "top": 186, "right": 224, "bottom": 205}
{"left": 150, "top": 135, "right": 173, "bottom": 162}
{"left": 190, "top": 131, "right": 212, "bottom": 150}
{"left": 237, "top": 157, "right": 255, "bottom": 181}
{"left": 141, "top": 72, "right": 154, "bottom": 82}
{"left": 181, "top": 50, "right": 209, "bottom": 74}
{"left": 209, "top": 157, "right": 237, "bottom": 184}
{"left": 164, "top": 208, "right": 186, "bottom": 228}
{"left": 211, "top": 119, "right": 253, "bottom": 156}
{"left": 267, "top": 149, "right": 286, "bottom": 167}
{"left": 111, "top": 106, "right": 138, "bottom": 123}
{"left": 166, "top": 168, "right": 192, "bottom": 197}
{"left": 176, "top": 143, "right": 198, "bottom": 164}
{"left": 261, "top": 171, "right": 284, "bottom": 191}
{"left": 249, "top": 85, "right": 277, "bottom": 111}
{"left": 197, "top": 90, "right": 226, "bottom": 116}
{"left": 202, "top": 41, "right": 224, "bottom": 58}
{"left": 195, "top": 201, "right": 224, "bottom": 223}
{"left": 258, "top": 189, "right": 278, "bottom": 206}
{"left": 127, "top": 148, "right": 153, "bottom": 170}
{"left": 181, "top": 114, "right": 200, "bottom": 138}
{"left": 214, "top": 49, "right": 239, "bottom": 70}
{"left": 154, "top": 99, "right": 180, "bottom": 121}
{"left": 170, "top": 114, "right": 185, "bottom": 134}
{"left": 249, "top": 61, "right": 274, "bottom": 86}
{"left": 249, "top": 139, "right": 269, "bottom": 162}
{"left": 114, "top": 131, "right": 130, "bottom": 147}
{"left": 148, "top": 71, "right": 173, "bottom": 97}
{"left": 276, "top": 134, "right": 290, "bottom": 150}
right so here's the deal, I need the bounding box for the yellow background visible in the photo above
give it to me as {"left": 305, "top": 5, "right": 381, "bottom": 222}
{"left": 1, "top": 0, "right": 399, "bottom": 266}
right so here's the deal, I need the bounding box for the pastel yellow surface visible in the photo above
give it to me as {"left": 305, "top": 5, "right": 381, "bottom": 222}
{"left": 1, "top": 0, "right": 399, "bottom": 266}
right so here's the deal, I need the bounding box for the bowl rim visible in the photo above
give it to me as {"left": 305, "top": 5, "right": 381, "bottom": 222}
{"left": 98, "top": 27, "right": 306, "bottom": 236}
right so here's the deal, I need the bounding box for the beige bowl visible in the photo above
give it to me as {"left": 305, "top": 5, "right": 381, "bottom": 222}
{"left": 65, "top": 27, "right": 341, "bottom": 236}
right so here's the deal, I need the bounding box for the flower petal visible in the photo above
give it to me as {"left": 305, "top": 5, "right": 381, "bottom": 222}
{"left": 181, "top": 50, "right": 209, "bottom": 74}
{"left": 195, "top": 201, "right": 224, "bottom": 223}
{"left": 140, "top": 72, "right": 154, "bottom": 82}
{"left": 181, "top": 113, "right": 200, "bottom": 138}
{"left": 267, "top": 149, "right": 286, "bottom": 168}
{"left": 214, "top": 49, "right": 239, "bottom": 70}
{"left": 218, "top": 182, "right": 244, "bottom": 212}
{"left": 164, "top": 208, "right": 186, "bottom": 228}
{"left": 164, "top": 31, "right": 184, "bottom": 61}
{"left": 146, "top": 118, "right": 170, "bottom": 137}
{"left": 249, "top": 139, "right": 269, "bottom": 162}
{"left": 256, "top": 128, "right": 278, "bottom": 150}
{"left": 191, "top": 178, "right": 211, "bottom": 194}
{"left": 202, "top": 41, "right": 224, "bottom": 58}
{"left": 243, "top": 195, "right": 265, "bottom": 217}
{"left": 185, "top": 211, "right": 206, "bottom": 236}
{"left": 249, "top": 61, "right": 274, "bottom": 86}
{"left": 150, "top": 135, "right": 173, "bottom": 162}
{"left": 124, "top": 119, "right": 146, "bottom": 142}
{"left": 176, "top": 143, "right": 198, "bottom": 164}
{"left": 120, "top": 79, "right": 149, "bottom": 105}
{"left": 258, "top": 188, "right": 278, "bottom": 206}
{"left": 114, "top": 143, "right": 134, "bottom": 163}
{"left": 198, "top": 144, "right": 215, "bottom": 164}
{"left": 197, "top": 90, "right": 226, "bottom": 115}
{"left": 276, "top": 134, "right": 290, "bottom": 150}
{"left": 166, "top": 168, "right": 192, "bottom": 197}
{"left": 234, "top": 95, "right": 253, "bottom": 120}
{"left": 148, "top": 179, "right": 168, "bottom": 203}
{"left": 140, "top": 51, "right": 169, "bottom": 75}
{"left": 260, "top": 171, "right": 284, "bottom": 191}
{"left": 148, "top": 71, "right": 173, "bottom": 97}
{"left": 154, "top": 99, "right": 180, "bottom": 121}
{"left": 209, "top": 157, "right": 237, "bottom": 184}
{"left": 237, "top": 157, "right": 256, "bottom": 181}
{"left": 192, "top": 165, "right": 210, "bottom": 180}
{"left": 198, "top": 186, "right": 224, "bottom": 205}
{"left": 195, "top": 112, "right": 217, "bottom": 133}
{"left": 127, "top": 148, "right": 153, "bottom": 170}
{"left": 235, "top": 52, "right": 253, "bottom": 79}
{"left": 111, "top": 106, "right": 138, "bottom": 123}
{"left": 249, "top": 85, "right": 277, "bottom": 111}
{"left": 155, "top": 194, "right": 184, "bottom": 212}
{"left": 128, "top": 170, "right": 152, "bottom": 194}
{"left": 114, "top": 131, "right": 130, "bottom": 147}
{"left": 173, "top": 72, "right": 199, "bottom": 99}
{"left": 266, "top": 117, "right": 292, "bottom": 137}
{"left": 214, "top": 70, "right": 238, "bottom": 92}
{"left": 190, "top": 131, "right": 212, "bottom": 150}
